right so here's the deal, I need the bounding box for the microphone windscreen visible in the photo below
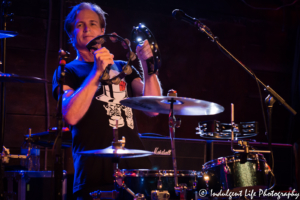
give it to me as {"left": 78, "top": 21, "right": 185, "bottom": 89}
{"left": 172, "top": 9, "right": 185, "bottom": 20}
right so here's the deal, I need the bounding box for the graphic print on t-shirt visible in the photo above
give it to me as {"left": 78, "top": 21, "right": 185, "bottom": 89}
{"left": 95, "top": 69, "right": 134, "bottom": 129}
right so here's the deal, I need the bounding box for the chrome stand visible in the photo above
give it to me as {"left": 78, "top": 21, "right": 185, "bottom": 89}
{"left": 167, "top": 90, "right": 187, "bottom": 200}
{"left": 90, "top": 120, "right": 146, "bottom": 200}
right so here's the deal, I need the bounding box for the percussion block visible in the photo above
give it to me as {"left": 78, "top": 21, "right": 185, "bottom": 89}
{"left": 140, "top": 136, "right": 207, "bottom": 170}
{"left": 207, "top": 140, "right": 295, "bottom": 190}
{"left": 4, "top": 171, "right": 67, "bottom": 200}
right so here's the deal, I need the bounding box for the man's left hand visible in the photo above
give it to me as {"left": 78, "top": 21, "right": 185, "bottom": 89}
{"left": 136, "top": 40, "right": 153, "bottom": 61}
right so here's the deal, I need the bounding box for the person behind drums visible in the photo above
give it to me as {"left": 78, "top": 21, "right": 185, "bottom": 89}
{"left": 52, "top": 2, "right": 162, "bottom": 199}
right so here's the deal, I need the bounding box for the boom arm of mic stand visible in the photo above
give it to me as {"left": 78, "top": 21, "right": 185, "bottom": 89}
{"left": 195, "top": 22, "right": 297, "bottom": 116}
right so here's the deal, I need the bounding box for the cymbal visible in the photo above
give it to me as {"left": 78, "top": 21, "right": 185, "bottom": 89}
{"left": 0, "top": 30, "right": 18, "bottom": 39}
{"left": 0, "top": 73, "right": 48, "bottom": 83}
{"left": 25, "top": 127, "right": 72, "bottom": 148}
{"left": 78, "top": 146, "right": 154, "bottom": 158}
{"left": 120, "top": 96, "right": 224, "bottom": 115}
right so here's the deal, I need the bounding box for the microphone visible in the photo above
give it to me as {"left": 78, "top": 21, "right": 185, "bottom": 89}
{"left": 172, "top": 9, "right": 201, "bottom": 26}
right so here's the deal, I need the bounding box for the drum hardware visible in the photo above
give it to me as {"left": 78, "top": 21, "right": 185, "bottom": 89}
{"left": 151, "top": 190, "right": 170, "bottom": 200}
{"left": 166, "top": 90, "right": 190, "bottom": 199}
{"left": 255, "top": 154, "right": 261, "bottom": 171}
{"left": 1, "top": 146, "right": 27, "bottom": 164}
{"left": 114, "top": 170, "right": 146, "bottom": 200}
{"left": 121, "top": 90, "right": 224, "bottom": 199}
{"left": 1, "top": 128, "right": 34, "bottom": 170}
{"left": 117, "top": 169, "right": 205, "bottom": 200}
{"left": 202, "top": 173, "right": 210, "bottom": 188}
{"left": 131, "top": 23, "right": 161, "bottom": 75}
{"left": 199, "top": 104, "right": 274, "bottom": 195}
{"left": 157, "top": 176, "right": 163, "bottom": 189}
{"left": 1, "top": 129, "right": 33, "bottom": 164}
{"left": 83, "top": 120, "right": 150, "bottom": 200}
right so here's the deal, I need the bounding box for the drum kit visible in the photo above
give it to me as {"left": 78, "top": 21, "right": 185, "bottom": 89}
{"left": 71, "top": 89, "right": 273, "bottom": 200}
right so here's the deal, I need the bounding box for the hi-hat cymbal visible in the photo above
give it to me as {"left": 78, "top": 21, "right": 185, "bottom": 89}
{"left": 78, "top": 146, "right": 154, "bottom": 158}
{"left": 0, "top": 73, "right": 48, "bottom": 83}
{"left": 0, "top": 30, "right": 18, "bottom": 39}
{"left": 120, "top": 96, "right": 224, "bottom": 115}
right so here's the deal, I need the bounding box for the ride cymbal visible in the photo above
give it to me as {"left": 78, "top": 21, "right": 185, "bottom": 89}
{"left": 120, "top": 96, "right": 224, "bottom": 116}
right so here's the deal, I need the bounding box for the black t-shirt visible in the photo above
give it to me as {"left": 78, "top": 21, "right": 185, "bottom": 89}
{"left": 52, "top": 60, "right": 151, "bottom": 193}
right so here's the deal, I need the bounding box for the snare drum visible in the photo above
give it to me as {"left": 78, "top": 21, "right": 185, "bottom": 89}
{"left": 116, "top": 169, "right": 206, "bottom": 200}
{"left": 202, "top": 153, "right": 270, "bottom": 193}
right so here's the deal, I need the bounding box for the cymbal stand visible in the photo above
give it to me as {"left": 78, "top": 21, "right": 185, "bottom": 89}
{"left": 90, "top": 120, "right": 145, "bottom": 200}
{"left": 167, "top": 91, "right": 187, "bottom": 200}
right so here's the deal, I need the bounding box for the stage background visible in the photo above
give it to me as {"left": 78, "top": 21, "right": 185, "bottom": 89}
{"left": 1, "top": 0, "right": 300, "bottom": 193}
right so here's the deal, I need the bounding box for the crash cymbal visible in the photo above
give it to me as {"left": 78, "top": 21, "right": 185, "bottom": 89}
{"left": 78, "top": 146, "right": 154, "bottom": 158}
{"left": 0, "top": 73, "right": 48, "bottom": 83}
{"left": 120, "top": 96, "right": 224, "bottom": 116}
{"left": 0, "top": 30, "right": 18, "bottom": 39}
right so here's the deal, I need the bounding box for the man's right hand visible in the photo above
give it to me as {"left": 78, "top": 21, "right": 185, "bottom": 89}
{"left": 93, "top": 47, "right": 114, "bottom": 76}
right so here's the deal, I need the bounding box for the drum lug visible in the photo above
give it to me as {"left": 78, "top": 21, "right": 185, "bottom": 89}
{"left": 174, "top": 183, "right": 187, "bottom": 200}
{"left": 223, "top": 157, "right": 231, "bottom": 174}
{"left": 192, "top": 180, "right": 198, "bottom": 190}
{"left": 134, "top": 193, "right": 146, "bottom": 200}
{"left": 157, "top": 176, "right": 163, "bottom": 189}
{"left": 256, "top": 154, "right": 261, "bottom": 171}
{"left": 203, "top": 172, "right": 210, "bottom": 188}
{"left": 114, "top": 169, "right": 124, "bottom": 188}
{"left": 264, "top": 162, "right": 271, "bottom": 175}
{"left": 223, "top": 165, "right": 231, "bottom": 174}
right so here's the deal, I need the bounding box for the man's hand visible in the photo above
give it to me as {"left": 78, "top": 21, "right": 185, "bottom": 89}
{"left": 93, "top": 47, "right": 114, "bottom": 75}
{"left": 136, "top": 40, "right": 153, "bottom": 62}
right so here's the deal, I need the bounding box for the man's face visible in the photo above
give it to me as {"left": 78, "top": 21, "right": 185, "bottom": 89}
{"left": 72, "top": 9, "right": 105, "bottom": 51}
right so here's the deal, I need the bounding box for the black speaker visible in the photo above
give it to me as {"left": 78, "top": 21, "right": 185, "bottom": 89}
{"left": 206, "top": 140, "right": 295, "bottom": 190}
{"left": 140, "top": 136, "right": 206, "bottom": 171}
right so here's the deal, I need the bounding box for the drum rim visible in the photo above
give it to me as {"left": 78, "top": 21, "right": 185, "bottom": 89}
{"left": 202, "top": 153, "right": 266, "bottom": 170}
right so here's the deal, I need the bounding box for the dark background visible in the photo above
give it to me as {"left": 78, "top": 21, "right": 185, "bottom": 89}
{"left": 1, "top": 0, "right": 300, "bottom": 189}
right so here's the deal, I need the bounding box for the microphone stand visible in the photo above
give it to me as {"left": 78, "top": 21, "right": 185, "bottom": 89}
{"left": 54, "top": 49, "right": 69, "bottom": 200}
{"left": 191, "top": 19, "right": 295, "bottom": 189}
{"left": 193, "top": 20, "right": 296, "bottom": 116}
